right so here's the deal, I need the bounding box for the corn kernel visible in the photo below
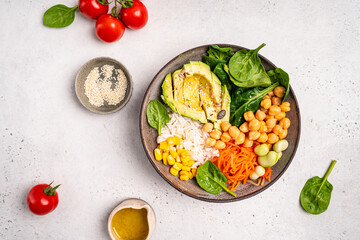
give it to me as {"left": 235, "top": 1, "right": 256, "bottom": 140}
{"left": 191, "top": 168, "right": 197, "bottom": 177}
{"left": 167, "top": 155, "right": 175, "bottom": 165}
{"left": 176, "top": 156, "right": 181, "bottom": 163}
{"left": 170, "top": 150, "right": 178, "bottom": 158}
{"left": 188, "top": 160, "right": 195, "bottom": 167}
{"left": 180, "top": 175, "right": 189, "bottom": 181}
{"left": 188, "top": 171, "right": 194, "bottom": 179}
{"left": 180, "top": 170, "right": 189, "bottom": 175}
{"left": 182, "top": 166, "right": 191, "bottom": 172}
{"left": 173, "top": 162, "right": 183, "bottom": 171}
{"left": 159, "top": 141, "right": 170, "bottom": 151}
{"left": 173, "top": 136, "right": 183, "bottom": 145}
{"left": 162, "top": 152, "right": 169, "bottom": 165}
{"left": 170, "top": 167, "right": 179, "bottom": 176}
{"left": 167, "top": 137, "right": 175, "bottom": 145}
{"left": 154, "top": 149, "right": 162, "bottom": 161}
{"left": 176, "top": 148, "right": 183, "bottom": 154}
{"left": 180, "top": 151, "right": 189, "bottom": 158}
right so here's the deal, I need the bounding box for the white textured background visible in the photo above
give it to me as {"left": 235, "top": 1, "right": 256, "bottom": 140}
{"left": 1, "top": 0, "right": 359, "bottom": 239}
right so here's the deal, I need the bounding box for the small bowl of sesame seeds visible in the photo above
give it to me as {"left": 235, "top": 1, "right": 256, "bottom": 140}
{"left": 75, "top": 57, "right": 133, "bottom": 114}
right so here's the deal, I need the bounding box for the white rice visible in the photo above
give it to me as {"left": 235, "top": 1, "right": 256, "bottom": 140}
{"left": 157, "top": 112, "right": 219, "bottom": 168}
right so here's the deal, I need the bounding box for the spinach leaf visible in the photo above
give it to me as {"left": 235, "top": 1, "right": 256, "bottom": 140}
{"left": 230, "top": 82, "right": 279, "bottom": 127}
{"left": 300, "top": 160, "right": 336, "bottom": 215}
{"left": 196, "top": 161, "right": 236, "bottom": 197}
{"left": 146, "top": 100, "right": 170, "bottom": 136}
{"left": 43, "top": 4, "right": 78, "bottom": 28}
{"left": 267, "top": 68, "right": 290, "bottom": 102}
{"left": 203, "top": 45, "right": 234, "bottom": 70}
{"left": 227, "top": 43, "right": 271, "bottom": 88}
{"left": 213, "top": 63, "right": 233, "bottom": 92}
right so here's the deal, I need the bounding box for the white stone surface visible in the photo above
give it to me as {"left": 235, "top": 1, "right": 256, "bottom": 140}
{"left": 1, "top": 0, "right": 359, "bottom": 239}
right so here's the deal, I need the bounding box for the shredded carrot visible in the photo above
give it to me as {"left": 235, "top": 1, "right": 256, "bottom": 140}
{"left": 211, "top": 141, "right": 272, "bottom": 190}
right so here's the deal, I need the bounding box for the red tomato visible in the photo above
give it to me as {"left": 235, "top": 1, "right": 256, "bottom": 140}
{"left": 26, "top": 183, "right": 60, "bottom": 215}
{"left": 120, "top": 0, "right": 148, "bottom": 30}
{"left": 79, "top": 0, "right": 109, "bottom": 20}
{"left": 95, "top": 14, "right": 125, "bottom": 43}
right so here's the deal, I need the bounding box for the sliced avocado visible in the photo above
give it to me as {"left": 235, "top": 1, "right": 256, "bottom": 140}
{"left": 172, "top": 70, "right": 207, "bottom": 123}
{"left": 214, "top": 85, "right": 231, "bottom": 129}
{"left": 161, "top": 73, "right": 176, "bottom": 112}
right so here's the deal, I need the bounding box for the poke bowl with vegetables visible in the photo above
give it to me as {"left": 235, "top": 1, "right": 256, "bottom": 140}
{"left": 140, "top": 44, "right": 300, "bottom": 202}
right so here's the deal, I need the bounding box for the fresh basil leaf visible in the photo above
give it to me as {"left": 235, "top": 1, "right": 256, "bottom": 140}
{"left": 196, "top": 161, "right": 236, "bottom": 197}
{"left": 43, "top": 4, "right": 78, "bottom": 28}
{"left": 146, "top": 100, "right": 170, "bottom": 136}
{"left": 227, "top": 43, "right": 271, "bottom": 88}
{"left": 230, "top": 82, "right": 279, "bottom": 127}
{"left": 300, "top": 160, "right": 336, "bottom": 215}
{"left": 267, "top": 68, "right": 290, "bottom": 102}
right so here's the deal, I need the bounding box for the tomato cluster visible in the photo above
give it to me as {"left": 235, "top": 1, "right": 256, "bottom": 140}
{"left": 79, "top": 0, "right": 148, "bottom": 43}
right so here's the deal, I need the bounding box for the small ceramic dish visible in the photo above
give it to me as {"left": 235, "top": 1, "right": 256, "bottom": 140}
{"left": 108, "top": 198, "right": 156, "bottom": 240}
{"left": 75, "top": 57, "right": 133, "bottom": 114}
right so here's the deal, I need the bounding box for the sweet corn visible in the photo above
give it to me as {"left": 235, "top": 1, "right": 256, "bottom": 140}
{"left": 170, "top": 150, "right": 178, "bottom": 158}
{"left": 191, "top": 168, "right": 197, "bottom": 177}
{"left": 173, "top": 136, "right": 183, "bottom": 145}
{"left": 180, "top": 150, "right": 189, "bottom": 157}
{"left": 176, "top": 156, "right": 181, "bottom": 163}
{"left": 154, "top": 149, "right": 162, "bottom": 161}
{"left": 162, "top": 152, "right": 169, "bottom": 165}
{"left": 180, "top": 175, "right": 189, "bottom": 181}
{"left": 177, "top": 148, "right": 184, "bottom": 154}
{"left": 167, "top": 137, "right": 175, "bottom": 145}
{"left": 170, "top": 167, "right": 179, "bottom": 176}
{"left": 182, "top": 166, "right": 191, "bottom": 171}
{"left": 188, "top": 171, "right": 194, "bottom": 179}
{"left": 180, "top": 170, "right": 189, "bottom": 175}
{"left": 159, "top": 141, "right": 170, "bottom": 151}
{"left": 167, "top": 155, "right": 175, "bottom": 165}
{"left": 173, "top": 162, "right": 183, "bottom": 171}
{"left": 188, "top": 160, "right": 195, "bottom": 167}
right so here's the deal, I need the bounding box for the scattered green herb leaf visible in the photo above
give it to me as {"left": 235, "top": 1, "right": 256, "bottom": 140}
{"left": 146, "top": 100, "right": 170, "bottom": 136}
{"left": 43, "top": 4, "right": 78, "bottom": 28}
{"left": 196, "top": 161, "right": 236, "bottom": 197}
{"left": 300, "top": 160, "right": 336, "bottom": 215}
{"left": 267, "top": 68, "right": 290, "bottom": 102}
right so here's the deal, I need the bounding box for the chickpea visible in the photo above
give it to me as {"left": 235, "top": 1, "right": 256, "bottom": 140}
{"left": 244, "top": 111, "right": 255, "bottom": 122}
{"left": 228, "top": 126, "right": 241, "bottom": 139}
{"left": 265, "top": 114, "right": 275, "bottom": 121}
{"left": 279, "top": 118, "right": 291, "bottom": 130}
{"left": 242, "top": 138, "right": 253, "bottom": 148}
{"left": 249, "top": 119, "right": 261, "bottom": 131}
{"left": 272, "top": 125, "right": 283, "bottom": 136}
{"left": 272, "top": 96, "right": 282, "bottom": 106}
{"left": 210, "top": 129, "right": 222, "bottom": 140}
{"left": 255, "top": 110, "right": 266, "bottom": 121}
{"left": 202, "top": 123, "right": 214, "bottom": 133}
{"left": 267, "top": 133, "right": 279, "bottom": 144}
{"left": 266, "top": 118, "right": 277, "bottom": 129}
{"left": 263, "top": 95, "right": 271, "bottom": 100}
{"left": 280, "top": 102, "right": 291, "bottom": 112}
{"left": 235, "top": 132, "right": 245, "bottom": 145}
{"left": 268, "top": 91, "right": 274, "bottom": 97}
{"left": 268, "top": 105, "right": 281, "bottom": 116}
{"left": 220, "top": 121, "right": 231, "bottom": 132}
{"left": 206, "top": 138, "right": 216, "bottom": 147}
{"left": 258, "top": 121, "right": 267, "bottom": 133}
{"left": 248, "top": 131, "right": 260, "bottom": 141}
{"left": 257, "top": 133, "right": 268, "bottom": 143}
{"left": 214, "top": 140, "right": 226, "bottom": 149}
{"left": 239, "top": 122, "right": 249, "bottom": 133}
{"left": 279, "top": 129, "right": 288, "bottom": 139}
{"left": 220, "top": 132, "right": 231, "bottom": 142}
{"left": 260, "top": 99, "right": 272, "bottom": 109}
{"left": 259, "top": 107, "right": 268, "bottom": 114}
{"left": 274, "top": 86, "right": 286, "bottom": 98}
{"left": 275, "top": 111, "right": 286, "bottom": 121}
{"left": 266, "top": 127, "right": 273, "bottom": 133}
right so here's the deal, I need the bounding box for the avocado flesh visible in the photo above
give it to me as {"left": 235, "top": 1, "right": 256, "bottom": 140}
{"left": 214, "top": 85, "right": 231, "bottom": 129}
{"left": 161, "top": 73, "right": 176, "bottom": 112}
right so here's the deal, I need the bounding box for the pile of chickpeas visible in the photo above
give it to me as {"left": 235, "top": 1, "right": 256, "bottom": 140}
{"left": 203, "top": 86, "right": 291, "bottom": 150}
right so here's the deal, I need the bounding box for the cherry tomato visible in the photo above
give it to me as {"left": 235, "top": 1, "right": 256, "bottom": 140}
{"left": 79, "top": 0, "right": 109, "bottom": 20}
{"left": 26, "top": 182, "right": 60, "bottom": 215}
{"left": 120, "top": 0, "right": 148, "bottom": 30}
{"left": 95, "top": 14, "right": 125, "bottom": 43}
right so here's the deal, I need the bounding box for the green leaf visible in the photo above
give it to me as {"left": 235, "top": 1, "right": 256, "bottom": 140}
{"left": 229, "top": 82, "right": 279, "bottom": 127}
{"left": 213, "top": 63, "right": 233, "bottom": 92}
{"left": 267, "top": 68, "right": 290, "bottom": 102}
{"left": 300, "top": 160, "right": 336, "bottom": 215}
{"left": 202, "top": 45, "right": 234, "bottom": 70}
{"left": 227, "top": 43, "right": 271, "bottom": 88}
{"left": 43, "top": 4, "right": 78, "bottom": 28}
{"left": 146, "top": 100, "right": 170, "bottom": 136}
{"left": 196, "top": 161, "right": 236, "bottom": 197}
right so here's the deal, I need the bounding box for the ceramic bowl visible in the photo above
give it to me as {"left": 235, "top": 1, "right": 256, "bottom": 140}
{"left": 75, "top": 57, "right": 133, "bottom": 114}
{"left": 108, "top": 199, "right": 156, "bottom": 240}
{"left": 140, "top": 44, "right": 301, "bottom": 202}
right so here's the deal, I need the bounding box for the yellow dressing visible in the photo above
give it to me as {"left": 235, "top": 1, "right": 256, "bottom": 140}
{"left": 111, "top": 208, "right": 149, "bottom": 240}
